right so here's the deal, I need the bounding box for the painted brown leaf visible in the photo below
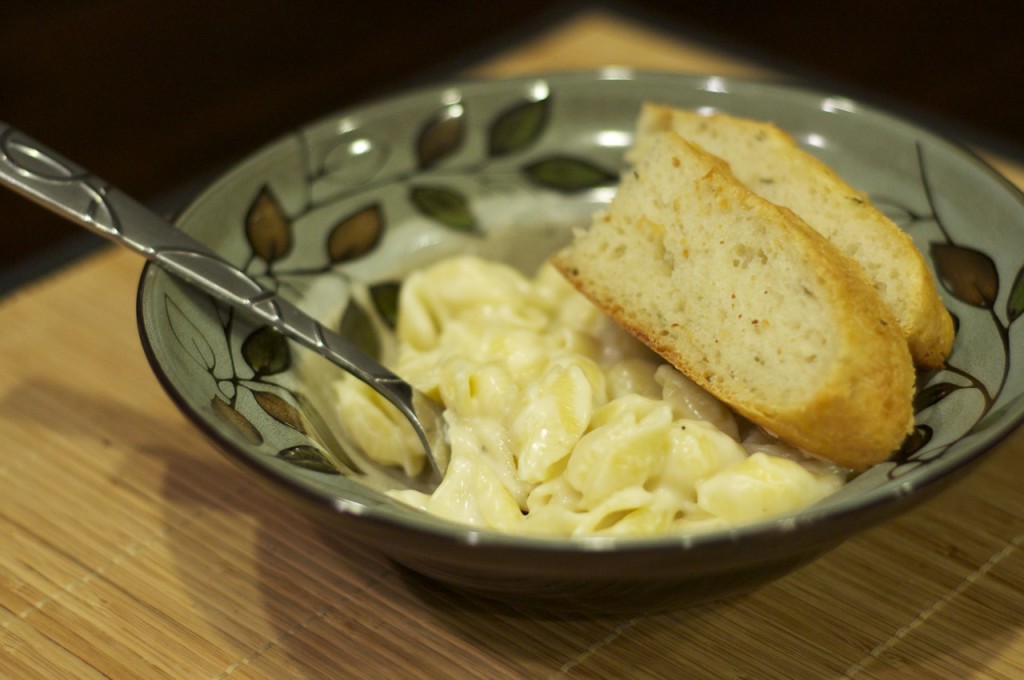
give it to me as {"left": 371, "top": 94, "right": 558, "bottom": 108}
{"left": 417, "top": 106, "right": 464, "bottom": 169}
{"left": 931, "top": 242, "right": 998, "bottom": 308}
{"left": 277, "top": 445, "right": 340, "bottom": 474}
{"left": 523, "top": 156, "right": 617, "bottom": 193}
{"left": 488, "top": 98, "right": 549, "bottom": 157}
{"left": 252, "top": 390, "right": 306, "bottom": 433}
{"left": 326, "top": 204, "right": 384, "bottom": 263}
{"left": 211, "top": 396, "right": 263, "bottom": 445}
{"left": 241, "top": 326, "right": 291, "bottom": 376}
{"left": 246, "top": 186, "right": 293, "bottom": 263}
{"left": 410, "top": 185, "right": 477, "bottom": 233}
{"left": 339, "top": 300, "right": 380, "bottom": 360}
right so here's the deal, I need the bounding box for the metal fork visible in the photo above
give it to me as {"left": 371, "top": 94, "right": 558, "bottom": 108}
{"left": 0, "top": 122, "right": 449, "bottom": 482}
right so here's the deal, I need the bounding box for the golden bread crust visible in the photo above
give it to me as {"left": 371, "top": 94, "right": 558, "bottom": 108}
{"left": 553, "top": 131, "right": 916, "bottom": 470}
{"left": 633, "top": 103, "right": 954, "bottom": 368}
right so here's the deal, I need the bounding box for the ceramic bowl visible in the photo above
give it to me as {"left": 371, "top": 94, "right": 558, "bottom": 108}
{"left": 137, "top": 70, "right": 1024, "bottom": 612}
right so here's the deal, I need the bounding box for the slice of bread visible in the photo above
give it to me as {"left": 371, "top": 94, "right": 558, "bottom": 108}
{"left": 552, "top": 131, "right": 916, "bottom": 470}
{"left": 631, "top": 104, "right": 954, "bottom": 368}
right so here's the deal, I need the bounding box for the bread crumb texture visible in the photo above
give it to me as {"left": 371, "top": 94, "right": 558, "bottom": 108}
{"left": 554, "top": 125, "right": 920, "bottom": 470}
{"left": 631, "top": 103, "right": 953, "bottom": 368}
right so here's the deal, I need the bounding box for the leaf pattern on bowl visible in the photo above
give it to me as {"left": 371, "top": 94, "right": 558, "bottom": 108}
{"left": 277, "top": 445, "right": 344, "bottom": 474}
{"left": 417, "top": 104, "right": 465, "bottom": 170}
{"left": 154, "top": 89, "right": 614, "bottom": 479}
{"left": 523, "top": 156, "right": 617, "bottom": 193}
{"left": 241, "top": 326, "right": 291, "bottom": 377}
{"left": 164, "top": 293, "right": 356, "bottom": 476}
{"left": 1007, "top": 268, "right": 1024, "bottom": 323}
{"left": 211, "top": 395, "right": 263, "bottom": 446}
{"left": 282, "top": 92, "right": 614, "bottom": 238}
{"left": 886, "top": 144, "right": 1019, "bottom": 475}
{"left": 251, "top": 390, "right": 306, "bottom": 433}
{"left": 932, "top": 243, "right": 999, "bottom": 308}
{"left": 167, "top": 88, "right": 1022, "bottom": 483}
{"left": 326, "top": 204, "right": 384, "bottom": 263}
{"left": 245, "top": 186, "right": 293, "bottom": 265}
{"left": 369, "top": 281, "right": 401, "bottom": 330}
{"left": 488, "top": 98, "right": 549, "bottom": 157}
{"left": 410, "top": 185, "right": 478, "bottom": 233}
{"left": 338, "top": 296, "right": 381, "bottom": 361}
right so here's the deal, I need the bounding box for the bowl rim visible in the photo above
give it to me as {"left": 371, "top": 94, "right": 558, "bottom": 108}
{"left": 136, "top": 68, "right": 1024, "bottom": 555}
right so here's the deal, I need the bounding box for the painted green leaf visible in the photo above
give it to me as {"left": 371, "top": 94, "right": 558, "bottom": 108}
{"left": 931, "top": 242, "right": 998, "bottom": 308}
{"left": 326, "top": 203, "right": 384, "bottom": 263}
{"left": 913, "top": 381, "right": 961, "bottom": 413}
{"left": 245, "top": 186, "right": 293, "bottom": 263}
{"left": 277, "top": 445, "right": 340, "bottom": 474}
{"left": 523, "top": 156, "right": 617, "bottom": 193}
{"left": 417, "top": 106, "right": 465, "bottom": 169}
{"left": 488, "top": 98, "right": 549, "bottom": 157}
{"left": 410, "top": 186, "right": 477, "bottom": 233}
{"left": 241, "top": 326, "right": 291, "bottom": 376}
{"left": 252, "top": 390, "right": 306, "bottom": 433}
{"left": 370, "top": 281, "right": 401, "bottom": 329}
{"left": 211, "top": 396, "right": 263, "bottom": 445}
{"left": 165, "top": 295, "right": 217, "bottom": 371}
{"left": 1006, "top": 264, "right": 1024, "bottom": 322}
{"left": 339, "top": 300, "right": 380, "bottom": 360}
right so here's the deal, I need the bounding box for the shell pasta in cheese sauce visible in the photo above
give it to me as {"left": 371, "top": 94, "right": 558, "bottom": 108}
{"left": 334, "top": 256, "right": 847, "bottom": 537}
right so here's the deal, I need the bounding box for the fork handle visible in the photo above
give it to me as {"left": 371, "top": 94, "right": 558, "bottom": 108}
{"left": 0, "top": 122, "right": 425, "bottom": 434}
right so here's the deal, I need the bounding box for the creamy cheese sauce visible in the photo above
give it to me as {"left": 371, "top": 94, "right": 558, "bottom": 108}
{"left": 334, "top": 255, "right": 846, "bottom": 537}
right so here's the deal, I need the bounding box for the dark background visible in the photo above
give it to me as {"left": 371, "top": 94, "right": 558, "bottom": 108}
{"left": 2, "top": 0, "right": 1021, "bottom": 289}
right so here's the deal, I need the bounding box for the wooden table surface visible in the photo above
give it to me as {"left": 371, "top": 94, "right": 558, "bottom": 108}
{"left": 2, "top": 9, "right": 1023, "bottom": 679}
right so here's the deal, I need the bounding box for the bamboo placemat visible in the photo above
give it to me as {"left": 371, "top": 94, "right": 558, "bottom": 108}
{"left": 2, "top": 9, "right": 1023, "bottom": 679}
